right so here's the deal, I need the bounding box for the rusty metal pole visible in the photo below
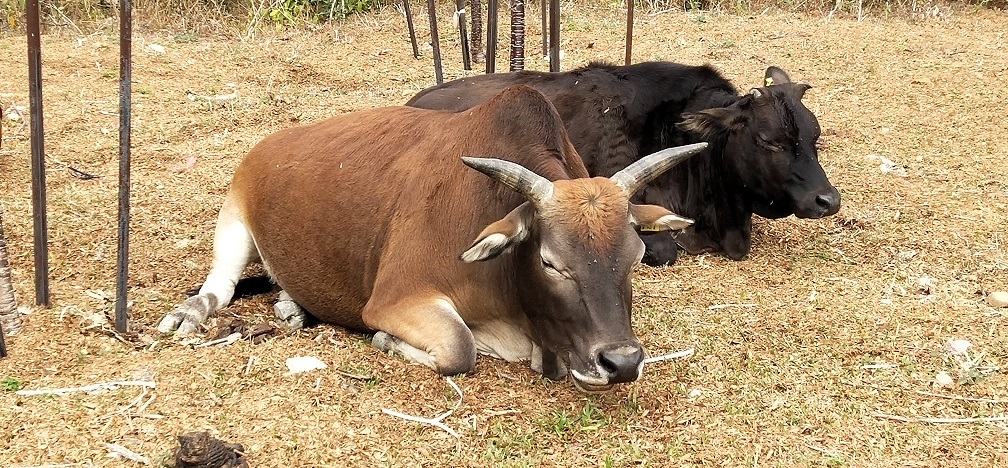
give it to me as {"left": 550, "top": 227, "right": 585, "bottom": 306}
{"left": 540, "top": 0, "right": 547, "bottom": 58}
{"left": 509, "top": 0, "right": 525, "bottom": 71}
{"left": 486, "top": 0, "right": 498, "bottom": 73}
{"left": 26, "top": 0, "right": 49, "bottom": 308}
{"left": 469, "top": 0, "right": 484, "bottom": 63}
{"left": 548, "top": 0, "right": 559, "bottom": 72}
{"left": 404, "top": 0, "right": 420, "bottom": 58}
{"left": 455, "top": 0, "right": 471, "bottom": 70}
{"left": 427, "top": 0, "right": 443, "bottom": 84}
{"left": 625, "top": 0, "right": 634, "bottom": 65}
{"left": 114, "top": 0, "right": 133, "bottom": 333}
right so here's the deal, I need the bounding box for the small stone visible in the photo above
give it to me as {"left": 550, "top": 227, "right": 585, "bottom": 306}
{"left": 285, "top": 356, "right": 327, "bottom": 375}
{"left": 987, "top": 291, "right": 1008, "bottom": 308}
{"left": 945, "top": 339, "right": 972, "bottom": 356}
{"left": 934, "top": 371, "right": 954, "bottom": 388}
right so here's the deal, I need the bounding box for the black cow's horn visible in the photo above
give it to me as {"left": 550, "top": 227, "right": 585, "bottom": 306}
{"left": 610, "top": 142, "right": 708, "bottom": 196}
{"left": 462, "top": 157, "right": 554, "bottom": 206}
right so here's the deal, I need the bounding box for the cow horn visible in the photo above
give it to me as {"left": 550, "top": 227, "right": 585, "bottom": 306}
{"left": 462, "top": 157, "right": 554, "bottom": 205}
{"left": 610, "top": 142, "right": 708, "bottom": 196}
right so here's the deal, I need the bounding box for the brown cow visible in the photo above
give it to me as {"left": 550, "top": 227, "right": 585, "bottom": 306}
{"left": 159, "top": 85, "right": 705, "bottom": 392}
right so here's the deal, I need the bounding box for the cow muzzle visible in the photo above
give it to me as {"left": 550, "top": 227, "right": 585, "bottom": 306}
{"left": 569, "top": 343, "right": 645, "bottom": 393}
{"left": 796, "top": 185, "right": 841, "bottom": 219}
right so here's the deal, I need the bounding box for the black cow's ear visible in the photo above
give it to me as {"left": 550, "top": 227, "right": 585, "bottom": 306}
{"left": 795, "top": 82, "right": 813, "bottom": 99}
{"left": 678, "top": 108, "right": 747, "bottom": 139}
{"left": 460, "top": 202, "right": 534, "bottom": 262}
{"left": 764, "top": 66, "right": 792, "bottom": 86}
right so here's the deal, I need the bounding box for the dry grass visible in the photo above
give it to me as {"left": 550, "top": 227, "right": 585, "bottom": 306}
{"left": 2, "top": 3, "right": 1008, "bottom": 466}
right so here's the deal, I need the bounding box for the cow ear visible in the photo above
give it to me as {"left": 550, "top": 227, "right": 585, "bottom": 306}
{"left": 794, "top": 82, "right": 813, "bottom": 99}
{"left": 764, "top": 66, "right": 792, "bottom": 86}
{"left": 460, "top": 202, "right": 534, "bottom": 262}
{"left": 678, "top": 108, "right": 747, "bottom": 139}
{"left": 629, "top": 204, "right": 693, "bottom": 233}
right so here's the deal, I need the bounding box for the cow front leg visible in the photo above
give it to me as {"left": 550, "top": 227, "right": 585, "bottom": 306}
{"left": 365, "top": 296, "right": 476, "bottom": 376}
{"left": 158, "top": 198, "right": 257, "bottom": 334}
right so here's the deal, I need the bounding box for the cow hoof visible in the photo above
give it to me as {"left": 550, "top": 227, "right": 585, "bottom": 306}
{"left": 158, "top": 301, "right": 210, "bottom": 335}
{"left": 273, "top": 299, "right": 306, "bottom": 330}
{"left": 372, "top": 331, "right": 439, "bottom": 370}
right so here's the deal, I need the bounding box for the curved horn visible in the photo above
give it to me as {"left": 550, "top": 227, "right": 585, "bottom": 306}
{"left": 461, "top": 157, "right": 554, "bottom": 206}
{"left": 610, "top": 142, "right": 708, "bottom": 196}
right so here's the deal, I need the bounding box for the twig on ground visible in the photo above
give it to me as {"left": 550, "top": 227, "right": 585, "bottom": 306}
{"left": 11, "top": 464, "right": 94, "bottom": 468}
{"left": 97, "top": 387, "right": 149, "bottom": 422}
{"left": 68, "top": 166, "right": 101, "bottom": 180}
{"left": 382, "top": 376, "right": 463, "bottom": 438}
{"left": 913, "top": 389, "right": 1008, "bottom": 404}
{"left": 638, "top": 293, "right": 674, "bottom": 299}
{"left": 708, "top": 303, "right": 757, "bottom": 310}
{"left": 45, "top": 155, "right": 103, "bottom": 179}
{"left": 334, "top": 369, "right": 372, "bottom": 380}
{"left": 16, "top": 380, "right": 155, "bottom": 396}
{"left": 186, "top": 90, "right": 239, "bottom": 102}
{"left": 105, "top": 443, "right": 150, "bottom": 465}
{"left": 861, "top": 363, "right": 898, "bottom": 370}
{"left": 841, "top": 379, "right": 1008, "bottom": 404}
{"left": 804, "top": 443, "right": 839, "bottom": 458}
{"left": 872, "top": 412, "right": 1008, "bottom": 424}
{"left": 244, "top": 356, "right": 256, "bottom": 375}
{"left": 644, "top": 348, "right": 695, "bottom": 365}
{"left": 195, "top": 332, "right": 242, "bottom": 348}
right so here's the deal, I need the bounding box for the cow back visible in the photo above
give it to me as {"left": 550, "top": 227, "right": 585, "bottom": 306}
{"left": 230, "top": 85, "right": 586, "bottom": 329}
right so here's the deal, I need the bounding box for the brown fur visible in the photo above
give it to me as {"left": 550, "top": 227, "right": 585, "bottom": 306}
{"left": 544, "top": 179, "right": 628, "bottom": 254}
{"left": 229, "top": 86, "right": 587, "bottom": 331}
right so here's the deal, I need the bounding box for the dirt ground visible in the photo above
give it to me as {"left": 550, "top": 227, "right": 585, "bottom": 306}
{"left": 1, "top": 2, "right": 1006, "bottom": 466}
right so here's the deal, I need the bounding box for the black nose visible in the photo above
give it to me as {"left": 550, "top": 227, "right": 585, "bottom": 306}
{"left": 815, "top": 190, "right": 841, "bottom": 216}
{"left": 596, "top": 344, "right": 645, "bottom": 384}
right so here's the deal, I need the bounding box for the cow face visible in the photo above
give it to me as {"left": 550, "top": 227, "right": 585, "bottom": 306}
{"left": 679, "top": 67, "right": 841, "bottom": 220}
{"left": 458, "top": 144, "right": 704, "bottom": 392}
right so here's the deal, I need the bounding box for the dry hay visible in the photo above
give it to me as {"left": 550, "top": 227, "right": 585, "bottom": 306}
{"left": 1, "top": 3, "right": 1007, "bottom": 467}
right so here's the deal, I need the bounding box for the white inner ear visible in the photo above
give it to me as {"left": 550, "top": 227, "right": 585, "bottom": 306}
{"left": 656, "top": 214, "right": 693, "bottom": 231}
{"left": 460, "top": 233, "right": 510, "bottom": 263}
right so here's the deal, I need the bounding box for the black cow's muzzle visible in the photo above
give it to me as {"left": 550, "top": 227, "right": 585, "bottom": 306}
{"left": 569, "top": 343, "right": 646, "bottom": 393}
{"left": 796, "top": 186, "right": 841, "bottom": 219}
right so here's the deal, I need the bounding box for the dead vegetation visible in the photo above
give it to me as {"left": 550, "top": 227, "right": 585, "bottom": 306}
{"left": 1, "top": 3, "right": 1007, "bottom": 466}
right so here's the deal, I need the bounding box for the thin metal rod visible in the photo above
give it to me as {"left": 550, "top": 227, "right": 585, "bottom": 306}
{"left": 114, "top": 0, "right": 133, "bottom": 333}
{"left": 469, "top": 0, "right": 484, "bottom": 63}
{"left": 509, "top": 0, "right": 525, "bottom": 71}
{"left": 26, "top": 0, "right": 49, "bottom": 307}
{"left": 456, "top": 0, "right": 471, "bottom": 70}
{"left": 540, "top": 0, "right": 547, "bottom": 58}
{"left": 486, "top": 0, "right": 498, "bottom": 73}
{"left": 625, "top": 0, "right": 634, "bottom": 65}
{"left": 548, "top": 0, "right": 559, "bottom": 72}
{"left": 427, "top": 0, "right": 443, "bottom": 84}
{"left": 404, "top": 0, "right": 420, "bottom": 58}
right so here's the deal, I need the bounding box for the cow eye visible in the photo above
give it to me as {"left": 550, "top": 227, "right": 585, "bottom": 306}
{"left": 541, "top": 256, "right": 560, "bottom": 272}
{"left": 757, "top": 135, "right": 783, "bottom": 152}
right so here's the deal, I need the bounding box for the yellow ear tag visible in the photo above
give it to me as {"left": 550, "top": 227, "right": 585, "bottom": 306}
{"left": 639, "top": 225, "right": 661, "bottom": 232}
{"left": 765, "top": 77, "right": 774, "bottom": 86}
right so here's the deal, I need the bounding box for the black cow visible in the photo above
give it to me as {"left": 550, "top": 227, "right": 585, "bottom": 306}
{"left": 407, "top": 62, "right": 841, "bottom": 265}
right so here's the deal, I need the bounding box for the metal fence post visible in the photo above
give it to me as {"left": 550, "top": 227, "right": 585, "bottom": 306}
{"left": 114, "top": 0, "right": 133, "bottom": 333}
{"left": 26, "top": 0, "right": 49, "bottom": 308}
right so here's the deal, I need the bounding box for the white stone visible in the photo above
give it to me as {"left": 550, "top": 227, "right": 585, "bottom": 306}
{"left": 285, "top": 356, "right": 327, "bottom": 375}
{"left": 987, "top": 291, "right": 1008, "bottom": 308}
{"left": 934, "top": 371, "right": 954, "bottom": 388}
{"left": 945, "top": 339, "right": 972, "bottom": 356}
